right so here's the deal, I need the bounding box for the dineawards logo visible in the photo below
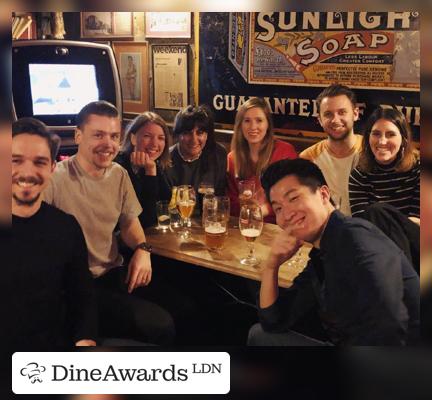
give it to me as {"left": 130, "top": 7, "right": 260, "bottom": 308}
{"left": 20, "top": 362, "right": 47, "bottom": 383}
{"left": 12, "top": 352, "right": 230, "bottom": 395}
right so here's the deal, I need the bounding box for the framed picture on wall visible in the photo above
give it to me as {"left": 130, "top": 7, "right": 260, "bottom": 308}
{"left": 145, "top": 12, "right": 191, "bottom": 38}
{"left": 81, "top": 12, "right": 134, "bottom": 39}
{"left": 112, "top": 41, "right": 149, "bottom": 114}
{"left": 152, "top": 44, "right": 189, "bottom": 110}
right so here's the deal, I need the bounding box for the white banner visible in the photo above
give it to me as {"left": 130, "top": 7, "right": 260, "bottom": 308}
{"left": 12, "top": 352, "right": 230, "bottom": 394}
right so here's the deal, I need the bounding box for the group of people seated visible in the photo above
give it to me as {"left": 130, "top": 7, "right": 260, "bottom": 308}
{"left": 10, "top": 83, "right": 419, "bottom": 347}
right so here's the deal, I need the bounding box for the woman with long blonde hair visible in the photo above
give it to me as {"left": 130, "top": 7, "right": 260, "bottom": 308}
{"left": 227, "top": 97, "right": 297, "bottom": 223}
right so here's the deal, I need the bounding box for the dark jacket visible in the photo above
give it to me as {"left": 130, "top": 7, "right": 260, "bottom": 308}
{"left": 11, "top": 202, "right": 97, "bottom": 349}
{"left": 258, "top": 211, "right": 419, "bottom": 345}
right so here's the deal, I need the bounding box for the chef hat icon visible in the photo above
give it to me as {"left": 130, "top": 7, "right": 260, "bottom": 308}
{"left": 20, "top": 362, "right": 46, "bottom": 383}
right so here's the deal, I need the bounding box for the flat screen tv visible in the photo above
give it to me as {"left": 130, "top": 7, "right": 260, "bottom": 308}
{"left": 12, "top": 40, "right": 122, "bottom": 131}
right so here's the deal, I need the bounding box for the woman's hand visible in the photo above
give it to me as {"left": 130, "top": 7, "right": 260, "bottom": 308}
{"left": 131, "top": 151, "right": 157, "bottom": 176}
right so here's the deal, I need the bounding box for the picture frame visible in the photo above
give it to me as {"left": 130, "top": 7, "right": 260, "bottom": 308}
{"left": 112, "top": 41, "right": 149, "bottom": 114}
{"left": 152, "top": 44, "right": 189, "bottom": 110}
{"left": 81, "top": 12, "right": 134, "bottom": 39}
{"left": 145, "top": 12, "right": 191, "bottom": 38}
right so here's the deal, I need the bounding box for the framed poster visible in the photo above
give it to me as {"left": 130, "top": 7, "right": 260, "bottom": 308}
{"left": 145, "top": 12, "right": 191, "bottom": 38}
{"left": 152, "top": 44, "right": 189, "bottom": 110}
{"left": 248, "top": 12, "right": 420, "bottom": 90}
{"left": 81, "top": 12, "right": 134, "bottom": 39}
{"left": 112, "top": 41, "right": 149, "bottom": 114}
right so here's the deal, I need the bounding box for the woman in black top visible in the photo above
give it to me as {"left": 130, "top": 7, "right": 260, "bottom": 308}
{"left": 116, "top": 113, "right": 205, "bottom": 343}
{"left": 165, "top": 105, "right": 227, "bottom": 204}
{"left": 348, "top": 107, "right": 420, "bottom": 272}
{"left": 116, "top": 112, "right": 172, "bottom": 228}
{"left": 349, "top": 107, "right": 420, "bottom": 219}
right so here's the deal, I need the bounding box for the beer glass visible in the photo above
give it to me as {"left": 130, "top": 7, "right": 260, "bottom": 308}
{"left": 176, "top": 185, "right": 196, "bottom": 239}
{"left": 202, "top": 196, "right": 230, "bottom": 228}
{"left": 156, "top": 200, "right": 170, "bottom": 231}
{"left": 239, "top": 203, "right": 263, "bottom": 266}
{"left": 169, "top": 207, "right": 182, "bottom": 235}
{"left": 204, "top": 210, "right": 227, "bottom": 251}
{"left": 217, "top": 196, "right": 231, "bottom": 224}
{"left": 202, "top": 193, "right": 216, "bottom": 227}
{"left": 238, "top": 180, "right": 255, "bottom": 207}
{"left": 198, "top": 182, "right": 215, "bottom": 196}
{"left": 198, "top": 182, "right": 215, "bottom": 218}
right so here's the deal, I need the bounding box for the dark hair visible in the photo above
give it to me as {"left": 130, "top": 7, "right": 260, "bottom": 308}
{"left": 316, "top": 84, "right": 357, "bottom": 114}
{"left": 76, "top": 100, "right": 119, "bottom": 129}
{"left": 122, "top": 112, "right": 171, "bottom": 169}
{"left": 173, "top": 104, "right": 216, "bottom": 148}
{"left": 261, "top": 158, "right": 328, "bottom": 202}
{"left": 12, "top": 117, "right": 60, "bottom": 162}
{"left": 358, "top": 107, "right": 418, "bottom": 173}
{"left": 173, "top": 104, "right": 217, "bottom": 173}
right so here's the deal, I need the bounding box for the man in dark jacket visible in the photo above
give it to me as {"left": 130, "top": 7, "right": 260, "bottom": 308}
{"left": 248, "top": 158, "right": 419, "bottom": 346}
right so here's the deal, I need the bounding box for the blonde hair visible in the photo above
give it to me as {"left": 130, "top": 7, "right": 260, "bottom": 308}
{"left": 231, "top": 98, "right": 274, "bottom": 179}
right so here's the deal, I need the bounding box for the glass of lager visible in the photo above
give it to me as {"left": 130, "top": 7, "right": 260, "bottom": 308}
{"left": 239, "top": 203, "right": 263, "bottom": 266}
{"left": 176, "top": 185, "right": 196, "bottom": 239}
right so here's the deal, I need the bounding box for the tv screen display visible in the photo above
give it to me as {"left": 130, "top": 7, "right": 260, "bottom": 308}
{"left": 29, "top": 63, "right": 99, "bottom": 116}
{"left": 13, "top": 40, "right": 121, "bottom": 131}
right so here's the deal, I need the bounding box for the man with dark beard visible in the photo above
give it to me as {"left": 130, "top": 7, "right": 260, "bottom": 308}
{"left": 11, "top": 117, "right": 97, "bottom": 348}
{"left": 300, "top": 84, "right": 362, "bottom": 216}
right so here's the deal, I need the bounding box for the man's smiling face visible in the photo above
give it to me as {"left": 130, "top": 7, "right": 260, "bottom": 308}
{"left": 270, "top": 174, "right": 332, "bottom": 244}
{"left": 12, "top": 133, "right": 54, "bottom": 208}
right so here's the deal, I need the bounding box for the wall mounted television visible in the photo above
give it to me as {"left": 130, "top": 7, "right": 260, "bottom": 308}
{"left": 12, "top": 40, "right": 122, "bottom": 131}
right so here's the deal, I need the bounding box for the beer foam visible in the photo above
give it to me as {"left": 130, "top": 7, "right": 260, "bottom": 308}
{"left": 205, "top": 224, "right": 226, "bottom": 234}
{"left": 178, "top": 200, "right": 195, "bottom": 206}
{"left": 241, "top": 228, "right": 260, "bottom": 237}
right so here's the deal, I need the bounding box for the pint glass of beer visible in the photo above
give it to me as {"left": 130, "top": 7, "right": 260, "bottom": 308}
{"left": 204, "top": 211, "right": 227, "bottom": 251}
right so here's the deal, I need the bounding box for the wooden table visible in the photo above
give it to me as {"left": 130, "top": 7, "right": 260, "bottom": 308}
{"left": 145, "top": 218, "right": 311, "bottom": 288}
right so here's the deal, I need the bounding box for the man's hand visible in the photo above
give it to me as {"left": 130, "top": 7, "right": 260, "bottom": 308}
{"left": 75, "top": 339, "right": 96, "bottom": 346}
{"left": 119, "top": 217, "right": 150, "bottom": 293}
{"left": 126, "top": 248, "right": 152, "bottom": 293}
{"left": 131, "top": 151, "right": 157, "bottom": 176}
{"left": 259, "top": 230, "right": 303, "bottom": 309}
{"left": 266, "top": 229, "right": 303, "bottom": 270}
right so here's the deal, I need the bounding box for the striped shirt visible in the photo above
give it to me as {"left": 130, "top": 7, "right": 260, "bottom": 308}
{"left": 348, "top": 158, "right": 420, "bottom": 218}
